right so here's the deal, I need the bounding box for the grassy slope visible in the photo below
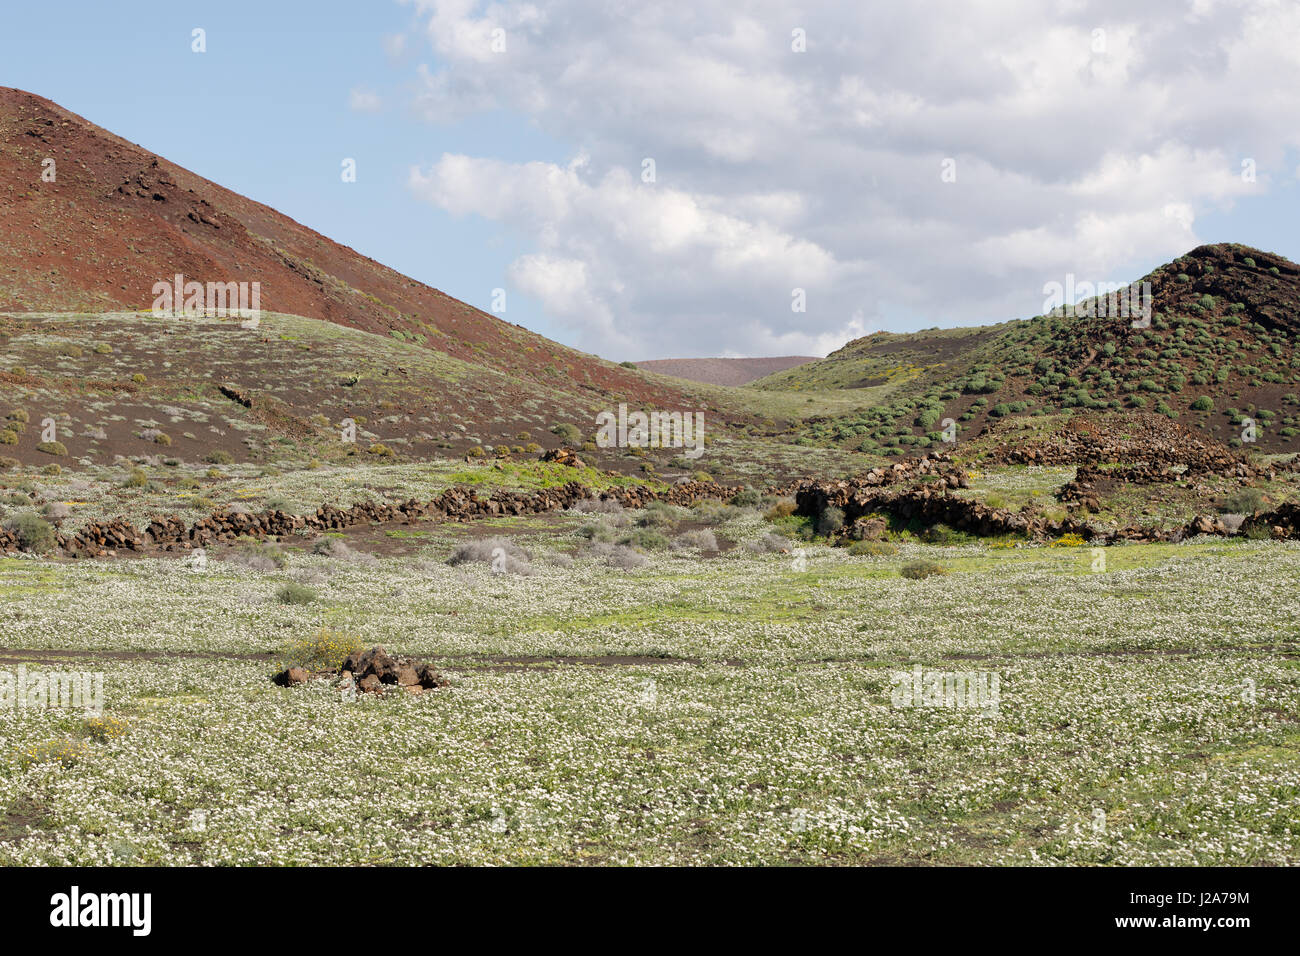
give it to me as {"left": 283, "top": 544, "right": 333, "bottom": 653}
{"left": 0, "top": 311, "right": 880, "bottom": 532}
{"left": 752, "top": 244, "right": 1300, "bottom": 456}
{"left": 0, "top": 309, "right": 617, "bottom": 465}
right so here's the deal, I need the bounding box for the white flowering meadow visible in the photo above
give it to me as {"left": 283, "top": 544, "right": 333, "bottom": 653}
{"left": 0, "top": 518, "right": 1297, "bottom": 865}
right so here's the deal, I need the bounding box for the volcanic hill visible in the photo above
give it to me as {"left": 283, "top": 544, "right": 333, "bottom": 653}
{"left": 757, "top": 243, "right": 1300, "bottom": 454}
{"left": 0, "top": 87, "right": 696, "bottom": 409}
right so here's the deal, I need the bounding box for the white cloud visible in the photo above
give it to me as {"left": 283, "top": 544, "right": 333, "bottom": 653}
{"left": 398, "top": 0, "right": 1300, "bottom": 357}
{"left": 348, "top": 88, "right": 383, "bottom": 113}
{"left": 409, "top": 154, "right": 852, "bottom": 355}
{"left": 382, "top": 33, "right": 408, "bottom": 61}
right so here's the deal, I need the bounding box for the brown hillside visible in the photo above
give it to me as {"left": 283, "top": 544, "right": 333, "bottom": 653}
{"left": 0, "top": 87, "right": 691, "bottom": 409}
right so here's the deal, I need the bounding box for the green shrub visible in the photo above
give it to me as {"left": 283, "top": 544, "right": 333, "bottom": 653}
{"left": 901, "top": 561, "right": 947, "bottom": 580}
{"left": 550, "top": 422, "right": 582, "bottom": 444}
{"left": 275, "top": 582, "right": 317, "bottom": 605}
{"left": 817, "top": 505, "right": 845, "bottom": 537}
{"left": 231, "top": 537, "right": 288, "bottom": 570}
{"left": 84, "top": 715, "right": 130, "bottom": 741}
{"left": 5, "top": 511, "right": 56, "bottom": 552}
{"left": 1190, "top": 396, "right": 1213, "bottom": 411}
{"left": 205, "top": 450, "right": 234, "bottom": 465}
{"left": 577, "top": 521, "right": 617, "bottom": 543}
{"left": 765, "top": 498, "right": 797, "bottom": 520}
{"left": 0, "top": 430, "right": 15, "bottom": 445}
{"left": 1221, "top": 488, "right": 1265, "bottom": 514}
{"left": 636, "top": 501, "right": 686, "bottom": 529}
{"left": 922, "top": 523, "right": 974, "bottom": 545}
{"left": 18, "top": 737, "right": 89, "bottom": 768}
{"left": 620, "top": 527, "right": 669, "bottom": 550}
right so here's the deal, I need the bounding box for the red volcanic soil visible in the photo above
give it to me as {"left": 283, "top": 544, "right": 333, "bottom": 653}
{"left": 635, "top": 356, "right": 816, "bottom": 387}
{"left": 0, "top": 88, "right": 695, "bottom": 409}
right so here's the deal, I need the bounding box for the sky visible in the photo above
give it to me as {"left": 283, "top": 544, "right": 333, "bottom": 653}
{"left": 3, "top": 0, "right": 1299, "bottom": 361}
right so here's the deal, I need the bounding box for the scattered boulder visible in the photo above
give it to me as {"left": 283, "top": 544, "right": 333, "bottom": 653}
{"left": 848, "top": 515, "right": 887, "bottom": 541}
{"left": 344, "top": 646, "right": 400, "bottom": 684}
{"left": 541, "top": 447, "right": 585, "bottom": 468}
{"left": 271, "top": 666, "right": 311, "bottom": 687}
{"left": 276, "top": 646, "right": 448, "bottom": 695}
{"left": 1189, "top": 515, "right": 1226, "bottom": 536}
{"left": 416, "top": 663, "right": 446, "bottom": 689}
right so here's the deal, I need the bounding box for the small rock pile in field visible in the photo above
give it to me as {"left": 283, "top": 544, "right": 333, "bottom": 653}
{"left": 57, "top": 518, "right": 146, "bottom": 554}
{"left": 341, "top": 646, "right": 447, "bottom": 695}
{"left": 1054, "top": 470, "right": 1106, "bottom": 513}
{"left": 541, "top": 447, "right": 585, "bottom": 467}
{"left": 272, "top": 646, "right": 448, "bottom": 695}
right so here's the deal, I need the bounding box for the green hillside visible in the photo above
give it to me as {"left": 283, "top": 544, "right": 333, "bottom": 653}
{"left": 755, "top": 244, "right": 1300, "bottom": 455}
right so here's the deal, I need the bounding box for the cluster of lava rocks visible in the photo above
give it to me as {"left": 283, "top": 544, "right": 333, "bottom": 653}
{"left": 273, "top": 646, "right": 448, "bottom": 696}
